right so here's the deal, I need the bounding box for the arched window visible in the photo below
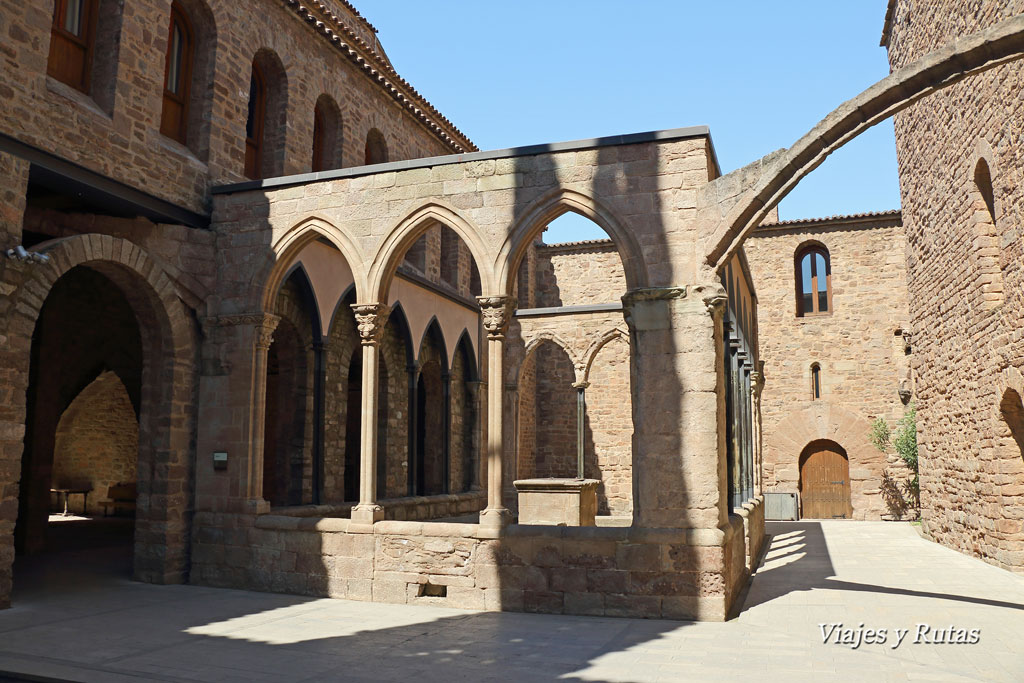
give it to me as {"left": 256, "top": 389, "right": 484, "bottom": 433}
{"left": 160, "top": 2, "right": 194, "bottom": 145}
{"left": 795, "top": 245, "right": 831, "bottom": 316}
{"left": 244, "top": 62, "right": 266, "bottom": 179}
{"left": 48, "top": 0, "right": 98, "bottom": 92}
{"left": 311, "top": 95, "right": 342, "bottom": 172}
{"left": 365, "top": 128, "right": 388, "bottom": 165}
{"left": 811, "top": 363, "right": 821, "bottom": 400}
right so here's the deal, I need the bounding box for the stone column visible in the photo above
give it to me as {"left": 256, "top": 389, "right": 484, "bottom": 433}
{"left": 477, "top": 295, "right": 516, "bottom": 533}
{"left": 311, "top": 338, "right": 328, "bottom": 505}
{"left": 466, "top": 380, "right": 484, "bottom": 491}
{"left": 737, "top": 350, "right": 750, "bottom": 503}
{"left": 502, "top": 381, "right": 518, "bottom": 510}
{"left": 406, "top": 360, "right": 419, "bottom": 496}
{"left": 442, "top": 370, "right": 451, "bottom": 494}
{"left": 350, "top": 304, "right": 387, "bottom": 529}
{"left": 572, "top": 380, "right": 590, "bottom": 479}
{"left": 622, "top": 284, "right": 728, "bottom": 529}
{"left": 751, "top": 363, "right": 765, "bottom": 497}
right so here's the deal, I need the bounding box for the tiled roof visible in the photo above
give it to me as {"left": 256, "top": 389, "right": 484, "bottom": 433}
{"left": 321, "top": 0, "right": 378, "bottom": 34}
{"left": 540, "top": 238, "right": 615, "bottom": 249}
{"left": 284, "top": 0, "right": 477, "bottom": 153}
{"left": 758, "top": 209, "right": 902, "bottom": 230}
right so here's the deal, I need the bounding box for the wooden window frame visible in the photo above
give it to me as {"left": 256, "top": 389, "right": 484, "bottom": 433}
{"left": 48, "top": 0, "right": 99, "bottom": 93}
{"left": 795, "top": 245, "right": 832, "bottom": 317}
{"left": 159, "top": 2, "right": 195, "bottom": 145}
{"left": 245, "top": 62, "right": 267, "bottom": 180}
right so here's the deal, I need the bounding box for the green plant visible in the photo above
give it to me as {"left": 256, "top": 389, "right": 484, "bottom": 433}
{"left": 871, "top": 404, "right": 920, "bottom": 520}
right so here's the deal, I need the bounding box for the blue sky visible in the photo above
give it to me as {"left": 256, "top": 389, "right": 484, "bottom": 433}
{"left": 366, "top": 1, "right": 899, "bottom": 241}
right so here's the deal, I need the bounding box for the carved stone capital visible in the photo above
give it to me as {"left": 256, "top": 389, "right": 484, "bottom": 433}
{"left": 572, "top": 380, "right": 590, "bottom": 390}
{"left": 477, "top": 295, "right": 517, "bottom": 340}
{"left": 351, "top": 303, "right": 388, "bottom": 346}
{"left": 254, "top": 314, "right": 281, "bottom": 351}
{"left": 693, "top": 283, "right": 728, "bottom": 316}
{"left": 621, "top": 286, "right": 687, "bottom": 306}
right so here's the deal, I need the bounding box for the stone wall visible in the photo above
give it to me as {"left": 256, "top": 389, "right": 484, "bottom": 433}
{"left": 191, "top": 512, "right": 748, "bottom": 621}
{"left": 744, "top": 214, "right": 910, "bottom": 520}
{"left": 886, "top": 0, "right": 1024, "bottom": 569}
{"left": 0, "top": 0, "right": 469, "bottom": 218}
{"left": 52, "top": 371, "right": 139, "bottom": 516}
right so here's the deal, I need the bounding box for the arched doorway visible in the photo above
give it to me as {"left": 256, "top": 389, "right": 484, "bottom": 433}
{"left": 799, "top": 439, "right": 852, "bottom": 519}
{"left": 9, "top": 241, "right": 194, "bottom": 592}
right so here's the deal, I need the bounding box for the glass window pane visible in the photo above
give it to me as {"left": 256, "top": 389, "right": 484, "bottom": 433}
{"left": 818, "top": 288, "right": 828, "bottom": 312}
{"left": 801, "top": 292, "right": 813, "bottom": 313}
{"left": 65, "top": 0, "right": 83, "bottom": 35}
{"left": 815, "top": 253, "right": 827, "bottom": 291}
{"left": 800, "top": 254, "right": 812, "bottom": 294}
{"left": 168, "top": 24, "right": 182, "bottom": 94}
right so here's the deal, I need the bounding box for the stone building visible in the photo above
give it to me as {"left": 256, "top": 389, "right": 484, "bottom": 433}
{"left": 884, "top": 0, "right": 1024, "bottom": 572}
{"left": 745, "top": 210, "right": 912, "bottom": 520}
{"left": 1, "top": 0, "right": 1022, "bottom": 622}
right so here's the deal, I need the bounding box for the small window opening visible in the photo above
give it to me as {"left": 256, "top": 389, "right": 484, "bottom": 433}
{"left": 811, "top": 364, "right": 821, "bottom": 400}
{"left": 1000, "top": 389, "right": 1024, "bottom": 460}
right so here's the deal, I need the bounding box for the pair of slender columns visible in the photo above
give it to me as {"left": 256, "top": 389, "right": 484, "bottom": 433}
{"left": 348, "top": 296, "right": 517, "bottom": 530}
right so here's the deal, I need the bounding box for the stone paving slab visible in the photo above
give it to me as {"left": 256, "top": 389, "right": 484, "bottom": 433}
{"left": 0, "top": 521, "right": 1021, "bottom": 682}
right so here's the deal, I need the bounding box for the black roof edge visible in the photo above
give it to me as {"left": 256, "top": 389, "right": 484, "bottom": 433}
{"left": 213, "top": 125, "right": 715, "bottom": 195}
{"left": 1, "top": 131, "right": 209, "bottom": 229}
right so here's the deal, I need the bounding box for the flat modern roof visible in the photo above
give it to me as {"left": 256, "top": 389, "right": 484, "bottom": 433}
{"left": 213, "top": 125, "right": 719, "bottom": 195}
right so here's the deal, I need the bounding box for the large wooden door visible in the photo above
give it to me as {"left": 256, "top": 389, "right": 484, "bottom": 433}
{"left": 799, "top": 440, "right": 852, "bottom": 519}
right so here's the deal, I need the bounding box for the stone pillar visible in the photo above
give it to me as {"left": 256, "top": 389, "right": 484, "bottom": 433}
{"left": 502, "top": 381, "right": 518, "bottom": 510}
{"left": 466, "top": 380, "right": 484, "bottom": 491}
{"left": 442, "top": 369, "right": 451, "bottom": 495}
{"left": 622, "top": 284, "right": 728, "bottom": 529}
{"left": 478, "top": 295, "right": 516, "bottom": 533}
{"left": 406, "top": 361, "right": 419, "bottom": 496}
{"left": 751, "top": 363, "right": 765, "bottom": 497}
{"left": 311, "top": 338, "right": 328, "bottom": 505}
{"left": 737, "top": 350, "right": 749, "bottom": 503}
{"left": 350, "top": 304, "right": 387, "bottom": 529}
{"left": 194, "top": 312, "right": 279, "bottom": 513}
{"left": 572, "top": 380, "right": 590, "bottom": 479}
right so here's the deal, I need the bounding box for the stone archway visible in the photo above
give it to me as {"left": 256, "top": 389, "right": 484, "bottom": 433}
{"left": 0, "top": 235, "right": 196, "bottom": 605}
{"left": 769, "top": 403, "right": 882, "bottom": 521}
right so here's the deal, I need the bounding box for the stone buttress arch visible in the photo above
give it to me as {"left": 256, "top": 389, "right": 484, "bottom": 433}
{"left": 4, "top": 234, "right": 197, "bottom": 584}
{"left": 367, "top": 201, "right": 496, "bottom": 303}
{"left": 705, "top": 13, "right": 1024, "bottom": 270}
{"left": 498, "top": 188, "right": 649, "bottom": 297}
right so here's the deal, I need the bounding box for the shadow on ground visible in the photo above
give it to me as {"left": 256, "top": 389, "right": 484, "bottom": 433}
{"left": 742, "top": 521, "right": 1024, "bottom": 614}
{"left": 4, "top": 520, "right": 686, "bottom": 683}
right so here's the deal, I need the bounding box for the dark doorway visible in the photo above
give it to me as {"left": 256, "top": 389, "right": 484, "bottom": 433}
{"left": 15, "top": 266, "right": 142, "bottom": 572}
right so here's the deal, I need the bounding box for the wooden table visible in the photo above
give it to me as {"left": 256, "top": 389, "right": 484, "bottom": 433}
{"left": 50, "top": 488, "right": 91, "bottom": 516}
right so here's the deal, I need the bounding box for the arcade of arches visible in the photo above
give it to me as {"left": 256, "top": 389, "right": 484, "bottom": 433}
{"left": 2, "top": 4, "right": 1024, "bottom": 622}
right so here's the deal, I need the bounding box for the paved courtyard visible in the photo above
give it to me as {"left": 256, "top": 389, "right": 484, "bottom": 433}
{"left": 0, "top": 521, "right": 1021, "bottom": 682}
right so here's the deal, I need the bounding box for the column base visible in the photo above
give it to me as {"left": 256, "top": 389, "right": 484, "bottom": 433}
{"left": 478, "top": 507, "right": 512, "bottom": 537}
{"left": 349, "top": 503, "right": 384, "bottom": 532}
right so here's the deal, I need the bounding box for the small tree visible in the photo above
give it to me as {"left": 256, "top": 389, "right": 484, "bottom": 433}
{"left": 871, "top": 404, "right": 919, "bottom": 519}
